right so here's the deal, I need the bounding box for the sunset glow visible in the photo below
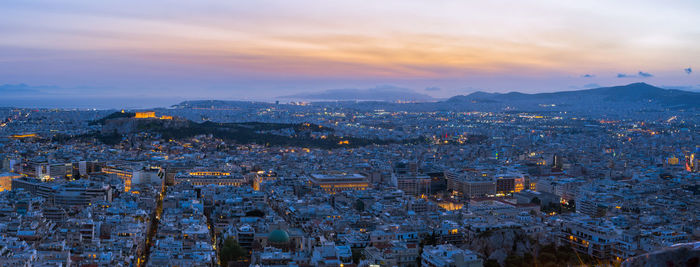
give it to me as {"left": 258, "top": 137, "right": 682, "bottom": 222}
{"left": 1, "top": 0, "right": 699, "bottom": 100}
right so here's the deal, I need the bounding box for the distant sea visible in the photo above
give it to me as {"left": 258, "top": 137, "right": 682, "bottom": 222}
{"left": 0, "top": 97, "right": 185, "bottom": 110}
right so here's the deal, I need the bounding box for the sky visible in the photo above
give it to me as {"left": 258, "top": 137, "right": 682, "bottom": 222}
{"left": 1, "top": 0, "right": 699, "bottom": 106}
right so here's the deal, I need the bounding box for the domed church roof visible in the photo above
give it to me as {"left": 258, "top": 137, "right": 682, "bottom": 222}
{"left": 268, "top": 229, "right": 290, "bottom": 243}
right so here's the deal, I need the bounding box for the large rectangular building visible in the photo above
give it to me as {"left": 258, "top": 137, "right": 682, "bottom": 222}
{"left": 11, "top": 177, "right": 112, "bottom": 206}
{"left": 396, "top": 174, "right": 432, "bottom": 196}
{"left": 102, "top": 165, "right": 133, "bottom": 191}
{"left": 173, "top": 171, "right": 245, "bottom": 186}
{"left": 309, "top": 173, "right": 369, "bottom": 193}
{"left": 495, "top": 173, "right": 525, "bottom": 196}
{"left": 448, "top": 175, "right": 496, "bottom": 198}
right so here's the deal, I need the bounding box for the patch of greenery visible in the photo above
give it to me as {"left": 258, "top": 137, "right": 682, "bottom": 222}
{"left": 50, "top": 132, "right": 122, "bottom": 145}
{"left": 219, "top": 237, "right": 248, "bottom": 266}
{"left": 83, "top": 113, "right": 426, "bottom": 148}
{"left": 88, "top": 111, "right": 135, "bottom": 125}
{"left": 136, "top": 119, "right": 422, "bottom": 149}
{"left": 244, "top": 209, "right": 265, "bottom": 217}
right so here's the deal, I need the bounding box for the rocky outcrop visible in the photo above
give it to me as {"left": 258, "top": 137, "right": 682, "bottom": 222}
{"left": 622, "top": 242, "right": 700, "bottom": 267}
{"left": 101, "top": 117, "right": 189, "bottom": 134}
{"left": 465, "top": 228, "right": 538, "bottom": 265}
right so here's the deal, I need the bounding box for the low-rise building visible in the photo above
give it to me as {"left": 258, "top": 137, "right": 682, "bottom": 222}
{"left": 309, "top": 173, "right": 369, "bottom": 193}
{"left": 421, "top": 244, "right": 483, "bottom": 267}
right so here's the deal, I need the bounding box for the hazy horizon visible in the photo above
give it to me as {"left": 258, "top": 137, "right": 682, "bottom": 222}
{"left": 1, "top": 81, "right": 699, "bottom": 109}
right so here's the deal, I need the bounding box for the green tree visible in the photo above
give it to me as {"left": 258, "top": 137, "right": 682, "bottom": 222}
{"left": 562, "top": 199, "right": 576, "bottom": 212}
{"left": 483, "top": 259, "right": 500, "bottom": 267}
{"left": 540, "top": 243, "right": 557, "bottom": 255}
{"left": 537, "top": 252, "right": 557, "bottom": 265}
{"left": 504, "top": 254, "right": 523, "bottom": 267}
{"left": 351, "top": 248, "right": 364, "bottom": 264}
{"left": 245, "top": 209, "right": 265, "bottom": 217}
{"left": 354, "top": 199, "right": 365, "bottom": 212}
{"left": 220, "top": 237, "right": 248, "bottom": 266}
{"left": 421, "top": 232, "right": 439, "bottom": 246}
{"left": 523, "top": 252, "right": 534, "bottom": 266}
{"left": 556, "top": 245, "right": 582, "bottom": 265}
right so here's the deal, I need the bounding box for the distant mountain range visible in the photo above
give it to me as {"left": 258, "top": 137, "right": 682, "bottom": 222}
{"left": 178, "top": 83, "right": 698, "bottom": 114}
{"left": 3, "top": 82, "right": 697, "bottom": 112}
{"left": 445, "top": 83, "right": 699, "bottom": 110}
{"left": 282, "top": 85, "right": 435, "bottom": 102}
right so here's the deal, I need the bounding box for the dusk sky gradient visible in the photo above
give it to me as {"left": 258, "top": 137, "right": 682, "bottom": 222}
{"left": 1, "top": 0, "right": 699, "bottom": 105}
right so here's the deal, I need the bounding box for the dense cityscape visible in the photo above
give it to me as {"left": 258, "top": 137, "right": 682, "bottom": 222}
{"left": 0, "top": 89, "right": 697, "bottom": 266}
{"left": 2, "top": 1, "right": 700, "bottom": 266}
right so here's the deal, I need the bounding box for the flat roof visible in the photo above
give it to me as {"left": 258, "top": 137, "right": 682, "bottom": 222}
{"left": 310, "top": 173, "right": 366, "bottom": 179}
